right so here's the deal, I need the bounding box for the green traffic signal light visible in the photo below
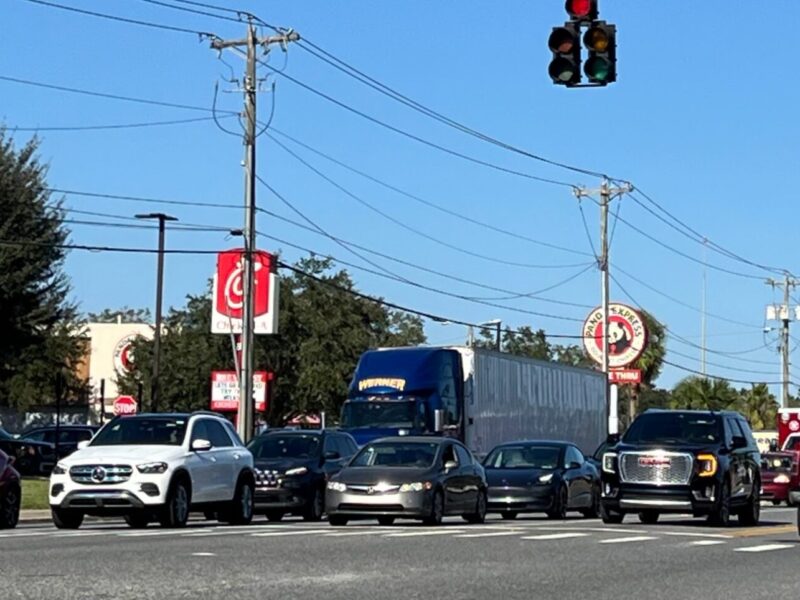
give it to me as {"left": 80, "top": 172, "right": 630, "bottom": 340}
{"left": 548, "top": 24, "right": 581, "bottom": 85}
{"left": 583, "top": 21, "right": 616, "bottom": 84}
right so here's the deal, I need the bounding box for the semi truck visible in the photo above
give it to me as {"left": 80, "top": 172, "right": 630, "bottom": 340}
{"left": 339, "top": 346, "right": 607, "bottom": 457}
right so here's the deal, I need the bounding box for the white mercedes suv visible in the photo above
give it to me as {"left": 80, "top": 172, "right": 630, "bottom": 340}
{"left": 49, "top": 412, "right": 255, "bottom": 529}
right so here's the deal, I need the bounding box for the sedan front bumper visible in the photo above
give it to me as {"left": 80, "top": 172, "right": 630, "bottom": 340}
{"left": 487, "top": 486, "right": 555, "bottom": 513}
{"left": 326, "top": 488, "right": 432, "bottom": 519}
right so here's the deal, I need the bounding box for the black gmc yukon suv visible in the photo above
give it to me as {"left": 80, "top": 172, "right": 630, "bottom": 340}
{"left": 600, "top": 409, "right": 761, "bottom": 527}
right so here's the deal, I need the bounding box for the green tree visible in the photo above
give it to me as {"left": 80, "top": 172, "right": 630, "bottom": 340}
{"left": 88, "top": 307, "right": 152, "bottom": 323}
{"left": 0, "top": 132, "right": 86, "bottom": 409}
{"left": 735, "top": 384, "right": 778, "bottom": 431}
{"left": 120, "top": 257, "right": 425, "bottom": 425}
{"left": 670, "top": 376, "right": 739, "bottom": 411}
{"left": 476, "top": 326, "right": 551, "bottom": 360}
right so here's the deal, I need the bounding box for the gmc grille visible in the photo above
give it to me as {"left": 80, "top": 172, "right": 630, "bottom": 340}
{"left": 70, "top": 465, "right": 133, "bottom": 485}
{"left": 619, "top": 452, "right": 693, "bottom": 485}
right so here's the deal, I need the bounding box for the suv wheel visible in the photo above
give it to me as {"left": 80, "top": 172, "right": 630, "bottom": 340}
{"left": 737, "top": 480, "right": 761, "bottom": 526}
{"left": 600, "top": 502, "right": 624, "bottom": 524}
{"left": 708, "top": 480, "right": 731, "bottom": 527}
{"left": 303, "top": 488, "right": 325, "bottom": 522}
{"left": 124, "top": 512, "right": 151, "bottom": 529}
{"left": 0, "top": 485, "right": 20, "bottom": 529}
{"left": 52, "top": 508, "right": 84, "bottom": 530}
{"left": 160, "top": 480, "right": 190, "bottom": 528}
{"left": 222, "top": 477, "right": 254, "bottom": 526}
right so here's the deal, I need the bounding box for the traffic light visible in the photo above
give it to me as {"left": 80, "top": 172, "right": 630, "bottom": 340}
{"left": 583, "top": 21, "right": 616, "bottom": 84}
{"left": 548, "top": 23, "right": 581, "bottom": 86}
{"left": 565, "top": 0, "right": 597, "bottom": 23}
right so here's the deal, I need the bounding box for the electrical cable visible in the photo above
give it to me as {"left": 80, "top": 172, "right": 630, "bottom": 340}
{"left": 8, "top": 115, "right": 230, "bottom": 132}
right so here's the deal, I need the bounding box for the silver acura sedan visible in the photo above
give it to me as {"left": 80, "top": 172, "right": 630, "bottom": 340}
{"left": 325, "top": 436, "right": 487, "bottom": 526}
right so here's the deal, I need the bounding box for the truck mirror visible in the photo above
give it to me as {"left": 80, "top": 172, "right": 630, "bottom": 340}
{"left": 434, "top": 410, "right": 445, "bottom": 433}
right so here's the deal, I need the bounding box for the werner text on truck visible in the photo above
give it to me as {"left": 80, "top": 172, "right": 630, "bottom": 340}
{"left": 339, "top": 346, "right": 607, "bottom": 457}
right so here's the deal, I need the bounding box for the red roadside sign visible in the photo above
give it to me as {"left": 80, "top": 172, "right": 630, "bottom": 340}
{"left": 113, "top": 395, "right": 138, "bottom": 416}
{"left": 608, "top": 369, "right": 642, "bottom": 384}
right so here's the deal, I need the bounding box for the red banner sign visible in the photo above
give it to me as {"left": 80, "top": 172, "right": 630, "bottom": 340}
{"left": 211, "top": 249, "right": 279, "bottom": 335}
{"left": 608, "top": 369, "right": 642, "bottom": 384}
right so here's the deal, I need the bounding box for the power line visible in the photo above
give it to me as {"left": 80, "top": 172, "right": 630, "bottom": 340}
{"left": 665, "top": 346, "right": 779, "bottom": 377}
{"left": 269, "top": 129, "right": 591, "bottom": 257}
{"left": 239, "top": 50, "right": 577, "bottom": 188}
{"left": 21, "top": 0, "right": 215, "bottom": 37}
{"left": 660, "top": 358, "right": 791, "bottom": 386}
{"left": 7, "top": 115, "right": 230, "bottom": 132}
{"left": 266, "top": 135, "right": 589, "bottom": 270}
{"left": 48, "top": 187, "right": 240, "bottom": 210}
{"left": 294, "top": 38, "right": 607, "bottom": 180}
{"left": 135, "top": 0, "right": 246, "bottom": 24}
{"left": 0, "top": 74, "right": 237, "bottom": 115}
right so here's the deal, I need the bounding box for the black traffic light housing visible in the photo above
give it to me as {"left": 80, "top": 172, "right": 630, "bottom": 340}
{"left": 583, "top": 21, "right": 617, "bottom": 84}
{"left": 548, "top": 23, "right": 581, "bottom": 86}
{"left": 565, "top": 0, "right": 598, "bottom": 23}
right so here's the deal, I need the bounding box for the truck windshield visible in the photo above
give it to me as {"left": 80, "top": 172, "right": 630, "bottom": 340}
{"left": 341, "top": 400, "right": 415, "bottom": 429}
{"left": 484, "top": 445, "right": 562, "bottom": 470}
{"left": 623, "top": 413, "right": 722, "bottom": 445}
{"left": 351, "top": 441, "right": 438, "bottom": 468}
{"left": 91, "top": 417, "right": 187, "bottom": 446}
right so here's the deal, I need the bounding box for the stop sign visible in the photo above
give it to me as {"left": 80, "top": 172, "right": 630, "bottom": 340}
{"left": 113, "top": 395, "right": 138, "bottom": 416}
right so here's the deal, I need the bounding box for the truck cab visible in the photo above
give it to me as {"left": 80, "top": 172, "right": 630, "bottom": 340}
{"left": 339, "top": 347, "right": 464, "bottom": 446}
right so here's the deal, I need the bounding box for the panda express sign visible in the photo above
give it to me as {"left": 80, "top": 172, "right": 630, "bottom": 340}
{"left": 582, "top": 303, "right": 648, "bottom": 369}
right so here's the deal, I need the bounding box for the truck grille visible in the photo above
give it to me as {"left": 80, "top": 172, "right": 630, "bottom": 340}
{"left": 70, "top": 465, "right": 132, "bottom": 485}
{"left": 619, "top": 452, "right": 693, "bottom": 485}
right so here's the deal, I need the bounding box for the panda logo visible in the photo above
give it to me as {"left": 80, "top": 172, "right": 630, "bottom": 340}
{"left": 608, "top": 320, "right": 632, "bottom": 355}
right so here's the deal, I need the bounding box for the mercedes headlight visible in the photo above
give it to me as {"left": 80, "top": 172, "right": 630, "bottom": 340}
{"left": 399, "top": 481, "right": 432, "bottom": 492}
{"left": 136, "top": 462, "right": 169, "bottom": 474}
{"left": 327, "top": 481, "right": 347, "bottom": 492}
{"left": 285, "top": 467, "right": 308, "bottom": 476}
{"left": 52, "top": 462, "right": 68, "bottom": 475}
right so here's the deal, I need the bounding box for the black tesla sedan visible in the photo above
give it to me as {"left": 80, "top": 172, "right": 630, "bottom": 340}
{"left": 325, "top": 436, "right": 487, "bottom": 526}
{"left": 484, "top": 440, "right": 600, "bottom": 519}
{"left": 246, "top": 429, "right": 359, "bottom": 522}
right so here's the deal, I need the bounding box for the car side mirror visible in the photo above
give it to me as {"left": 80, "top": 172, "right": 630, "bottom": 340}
{"left": 731, "top": 436, "right": 747, "bottom": 450}
{"left": 324, "top": 451, "right": 340, "bottom": 460}
{"left": 434, "top": 409, "right": 445, "bottom": 433}
{"left": 77, "top": 441, "right": 90, "bottom": 450}
{"left": 444, "top": 460, "right": 458, "bottom": 471}
{"left": 192, "top": 439, "right": 212, "bottom": 452}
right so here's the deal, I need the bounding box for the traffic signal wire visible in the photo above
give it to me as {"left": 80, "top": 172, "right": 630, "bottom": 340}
{"left": 267, "top": 129, "right": 592, "bottom": 258}
{"left": 5, "top": 115, "right": 232, "bottom": 132}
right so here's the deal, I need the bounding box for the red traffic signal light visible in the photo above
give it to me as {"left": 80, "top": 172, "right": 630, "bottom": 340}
{"left": 565, "top": 0, "right": 597, "bottom": 22}
{"left": 548, "top": 24, "right": 581, "bottom": 85}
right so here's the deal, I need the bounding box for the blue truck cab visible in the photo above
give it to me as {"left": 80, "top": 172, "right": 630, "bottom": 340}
{"left": 340, "top": 347, "right": 464, "bottom": 446}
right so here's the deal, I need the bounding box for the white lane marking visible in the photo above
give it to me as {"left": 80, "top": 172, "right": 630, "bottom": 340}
{"left": 383, "top": 529, "right": 466, "bottom": 538}
{"left": 324, "top": 530, "right": 395, "bottom": 537}
{"left": 191, "top": 552, "right": 216, "bottom": 557}
{"left": 453, "top": 531, "right": 524, "bottom": 539}
{"left": 520, "top": 532, "right": 590, "bottom": 541}
{"left": 250, "top": 529, "right": 330, "bottom": 538}
{"left": 599, "top": 536, "right": 658, "bottom": 544}
{"left": 734, "top": 544, "right": 794, "bottom": 553}
{"left": 688, "top": 540, "right": 726, "bottom": 546}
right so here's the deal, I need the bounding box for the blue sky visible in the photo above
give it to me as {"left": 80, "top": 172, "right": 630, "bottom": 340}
{"left": 2, "top": 1, "right": 798, "bottom": 392}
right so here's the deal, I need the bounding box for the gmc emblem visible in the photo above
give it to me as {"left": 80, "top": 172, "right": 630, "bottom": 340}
{"left": 639, "top": 456, "right": 670, "bottom": 467}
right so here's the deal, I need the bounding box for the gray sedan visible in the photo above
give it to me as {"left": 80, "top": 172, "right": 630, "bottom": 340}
{"left": 325, "top": 437, "right": 487, "bottom": 526}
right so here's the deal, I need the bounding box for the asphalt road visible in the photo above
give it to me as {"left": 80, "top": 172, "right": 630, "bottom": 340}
{"left": 2, "top": 506, "right": 798, "bottom": 600}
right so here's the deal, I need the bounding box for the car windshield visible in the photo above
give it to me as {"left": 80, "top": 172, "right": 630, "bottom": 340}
{"left": 484, "top": 445, "right": 562, "bottom": 470}
{"left": 623, "top": 413, "right": 722, "bottom": 445}
{"left": 341, "top": 400, "right": 415, "bottom": 429}
{"left": 761, "top": 454, "right": 794, "bottom": 473}
{"left": 784, "top": 437, "right": 800, "bottom": 451}
{"left": 351, "top": 441, "right": 438, "bottom": 468}
{"left": 90, "top": 417, "right": 188, "bottom": 446}
{"left": 248, "top": 435, "right": 320, "bottom": 459}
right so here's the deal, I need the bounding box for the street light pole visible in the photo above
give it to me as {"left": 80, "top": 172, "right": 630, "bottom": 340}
{"left": 136, "top": 212, "right": 177, "bottom": 413}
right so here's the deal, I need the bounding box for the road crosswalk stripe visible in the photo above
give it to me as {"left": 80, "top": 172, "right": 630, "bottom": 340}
{"left": 250, "top": 529, "right": 330, "bottom": 537}
{"left": 453, "top": 531, "right": 524, "bottom": 539}
{"left": 688, "top": 540, "right": 726, "bottom": 546}
{"left": 384, "top": 530, "right": 466, "bottom": 538}
{"left": 599, "top": 536, "right": 658, "bottom": 544}
{"left": 520, "top": 533, "right": 590, "bottom": 541}
{"left": 734, "top": 544, "right": 794, "bottom": 553}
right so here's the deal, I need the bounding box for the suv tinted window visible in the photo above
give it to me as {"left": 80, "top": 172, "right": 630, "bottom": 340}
{"left": 206, "top": 421, "right": 233, "bottom": 448}
{"left": 624, "top": 412, "right": 722, "bottom": 445}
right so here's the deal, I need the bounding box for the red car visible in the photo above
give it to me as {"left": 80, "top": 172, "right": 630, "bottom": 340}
{"left": 0, "top": 448, "right": 21, "bottom": 528}
{"left": 761, "top": 452, "right": 800, "bottom": 505}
